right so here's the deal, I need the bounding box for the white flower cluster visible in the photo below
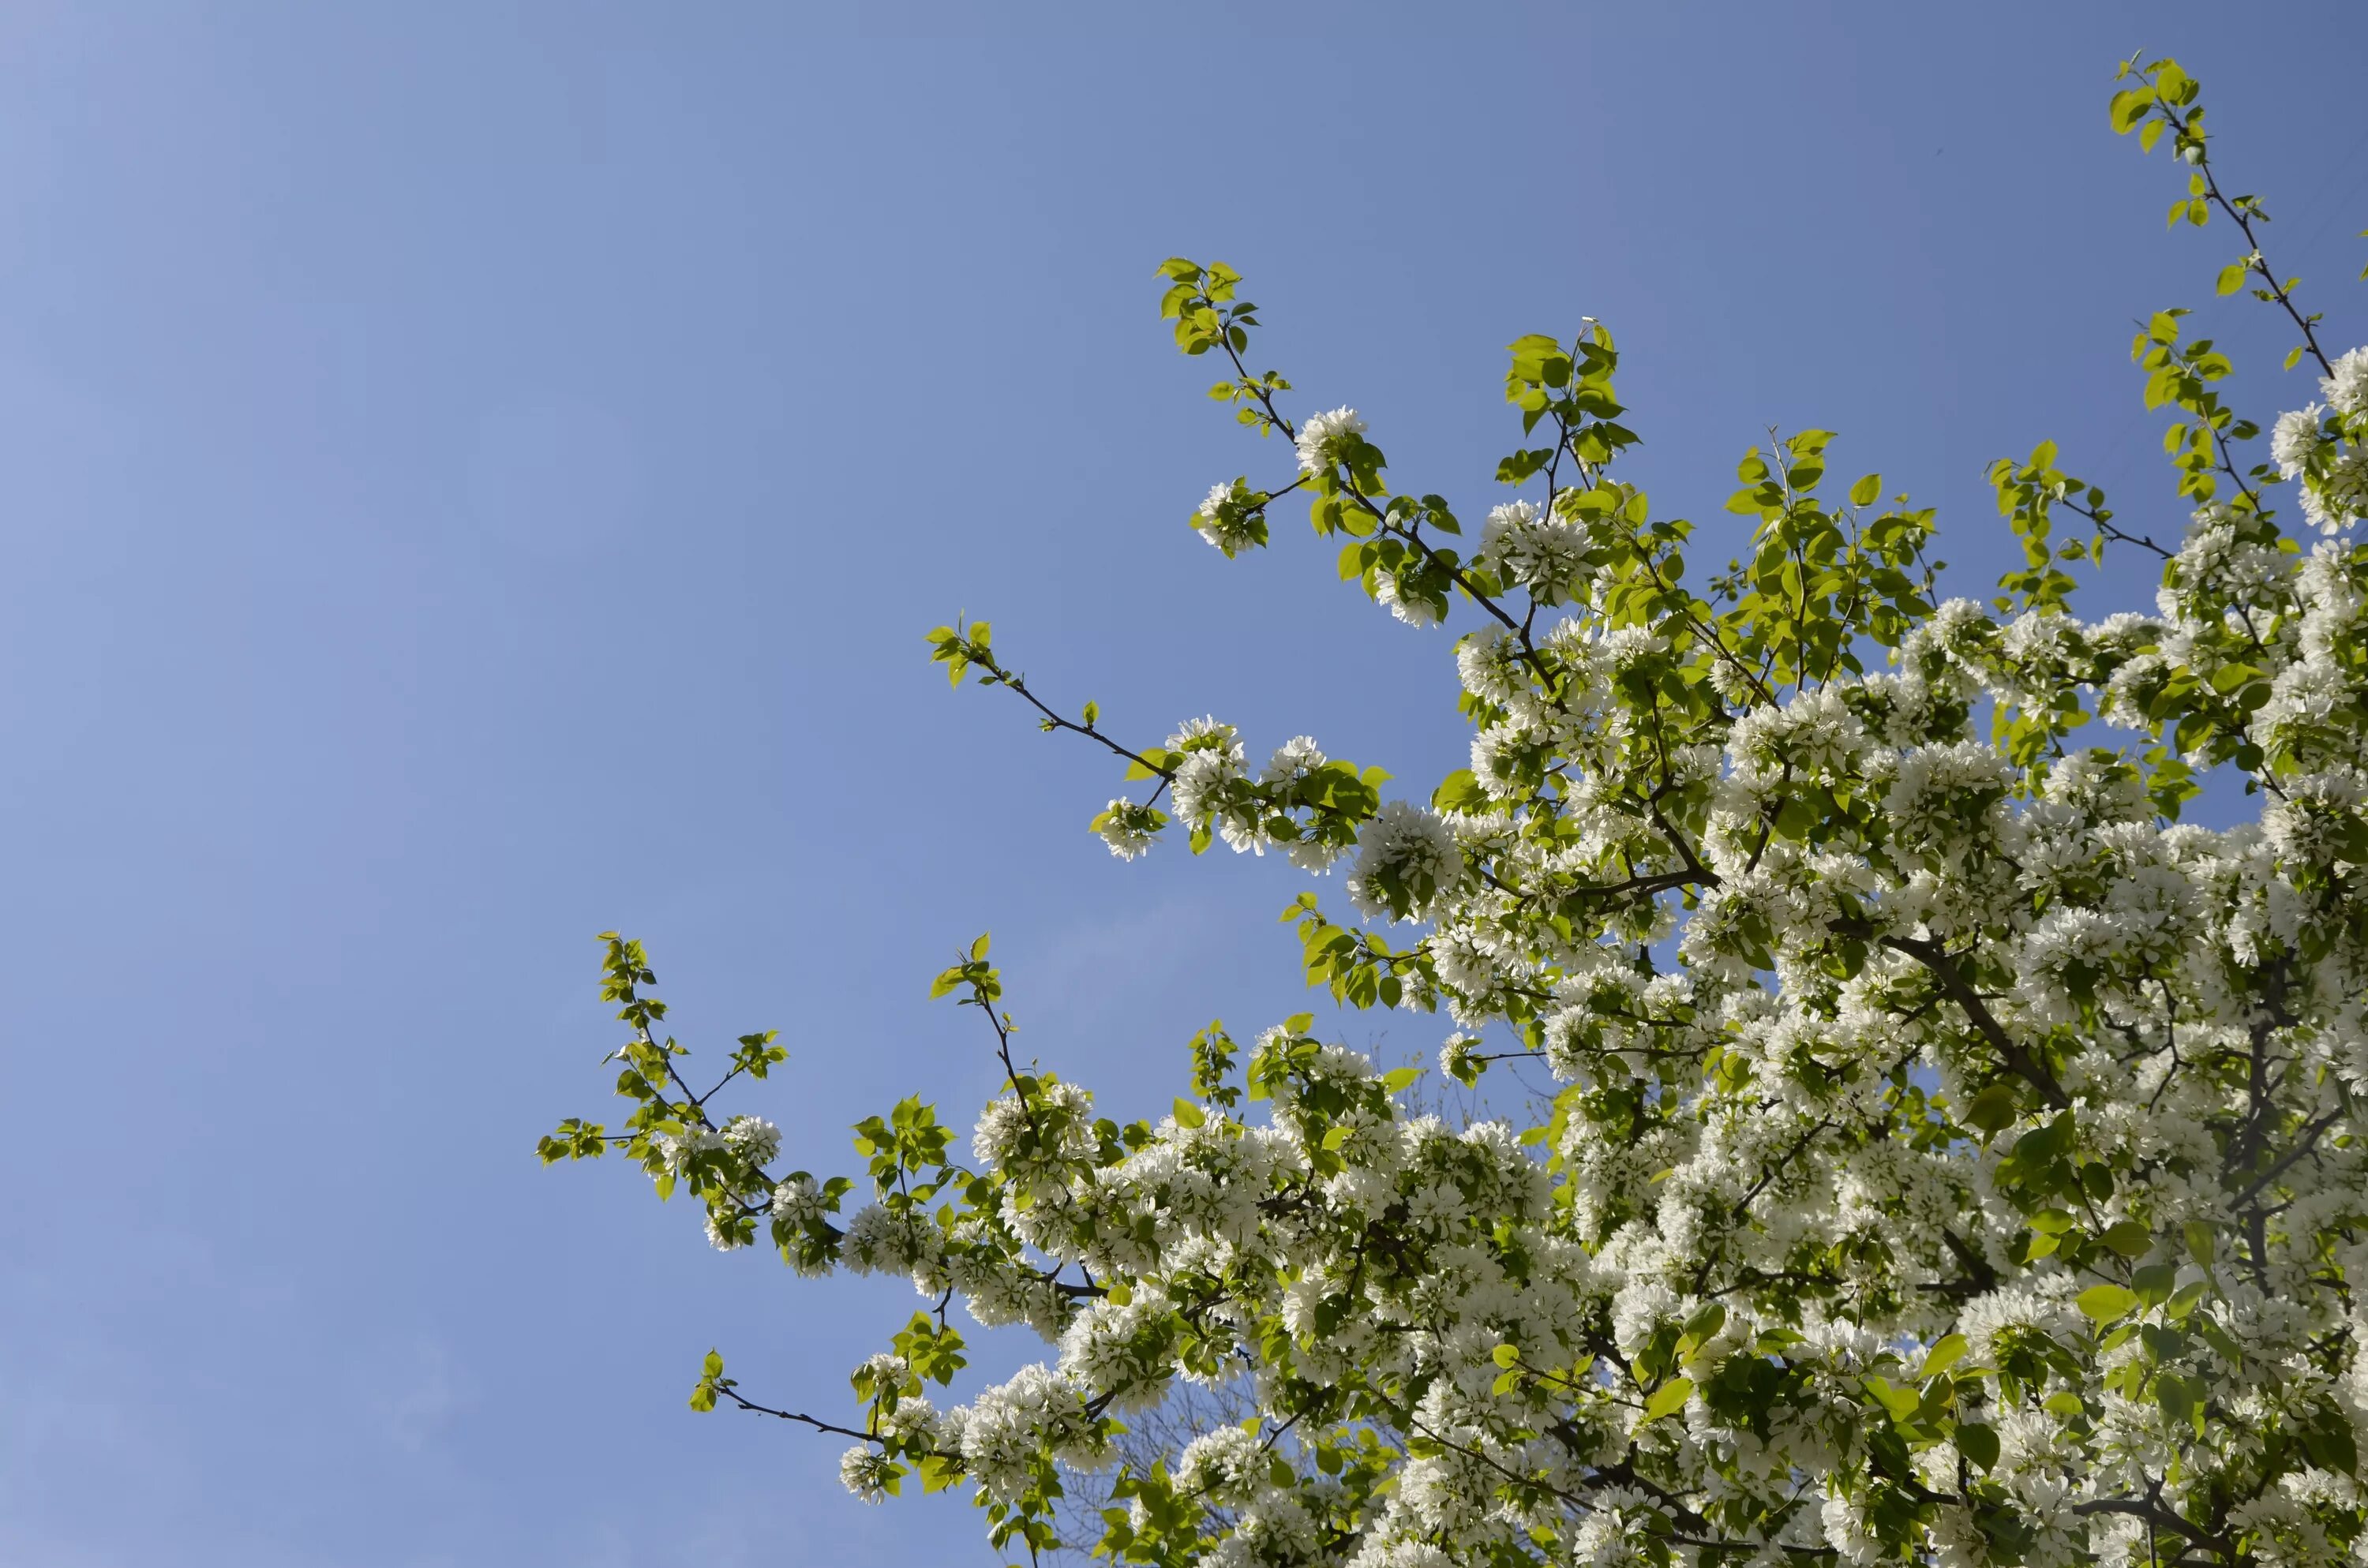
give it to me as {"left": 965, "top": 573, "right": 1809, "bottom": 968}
{"left": 770, "top": 1173, "right": 824, "bottom": 1225}
{"left": 1371, "top": 568, "right": 1440, "bottom": 628}
{"left": 840, "top": 1202, "right": 942, "bottom": 1280}
{"left": 1478, "top": 499, "right": 1593, "bottom": 604}
{"left": 1148, "top": 717, "right": 1357, "bottom": 871}
{"left": 957, "top": 1363, "right": 1104, "bottom": 1504}
{"left": 721, "top": 1115, "right": 779, "bottom": 1164}
{"left": 2271, "top": 347, "right": 2368, "bottom": 534}
{"left": 1193, "top": 479, "right": 1266, "bottom": 556}
{"left": 1167, "top": 715, "right": 1247, "bottom": 840}
{"left": 1294, "top": 406, "right": 1366, "bottom": 475}
{"left": 1094, "top": 797, "right": 1163, "bottom": 860}
{"left": 1346, "top": 799, "right": 1462, "bottom": 922}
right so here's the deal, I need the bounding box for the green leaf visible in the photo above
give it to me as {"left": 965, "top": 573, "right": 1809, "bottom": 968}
{"left": 1171, "top": 1098, "right": 1206, "bottom": 1128}
{"left": 1917, "top": 1334, "right": 1969, "bottom": 1383}
{"left": 1383, "top": 1067, "right": 1420, "bottom": 1092}
{"left": 690, "top": 1348, "right": 725, "bottom": 1412}
{"left": 2303, "top": 1411, "right": 2359, "bottom": 1475}
{"left": 2132, "top": 1263, "right": 2177, "bottom": 1307}
{"left": 1861, "top": 1375, "right": 1922, "bottom": 1421}
{"left": 2155, "top": 1372, "right": 2198, "bottom": 1428}
{"left": 1639, "top": 1377, "right": 1693, "bottom": 1425}
{"left": 1958, "top": 1423, "right": 2000, "bottom": 1470}
{"left": 2100, "top": 1220, "right": 2152, "bottom": 1259}
{"left": 1849, "top": 473, "right": 1883, "bottom": 507}
{"left": 1964, "top": 1083, "right": 2019, "bottom": 1134}
{"left": 2078, "top": 1284, "right": 2138, "bottom": 1325}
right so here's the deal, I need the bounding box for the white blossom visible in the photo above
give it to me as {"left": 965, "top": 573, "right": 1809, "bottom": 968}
{"left": 838, "top": 1445, "right": 897, "bottom": 1503}
{"left": 771, "top": 1173, "right": 824, "bottom": 1226}
{"left": 1347, "top": 800, "right": 1462, "bottom": 921}
{"left": 1294, "top": 406, "right": 1366, "bottom": 473}
{"left": 1373, "top": 569, "right": 1440, "bottom": 627}
{"left": 2274, "top": 403, "right": 2327, "bottom": 478}
{"left": 1193, "top": 480, "right": 1265, "bottom": 555}
{"left": 2322, "top": 344, "right": 2368, "bottom": 417}
{"left": 1095, "top": 798, "right": 1161, "bottom": 860}
{"left": 721, "top": 1115, "right": 779, "bottom": 1165}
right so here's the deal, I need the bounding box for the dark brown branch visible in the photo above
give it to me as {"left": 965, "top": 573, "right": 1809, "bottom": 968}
{"left": 719, "top": 1386, "right": 890, "bottom": 1445}
{"left": 2229, "top": 1106, "right": 2344, "bottom": 1212}
{"left": 969, "top": 651, "right": 1176, "bottom": 782}
{"left": 1873, "top": 933, "right": 2071, "bottom": 1110}
{"left": 2074, "top": 1497, "right": 2231, "bottom": 1555}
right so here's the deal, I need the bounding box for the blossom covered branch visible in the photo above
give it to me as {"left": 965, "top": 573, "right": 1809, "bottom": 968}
{"left": 546, "top": 55, "right": 2368, "bottom": 1568}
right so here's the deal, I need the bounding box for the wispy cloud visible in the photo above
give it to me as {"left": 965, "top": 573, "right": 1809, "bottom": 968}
{"left": 373, "top": 1339, "right": 459, "bottom": 1452}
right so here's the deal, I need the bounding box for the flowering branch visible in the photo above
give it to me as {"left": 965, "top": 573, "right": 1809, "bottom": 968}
{"left": 548, "top": 56, "right": 2368, "bottom": 1568}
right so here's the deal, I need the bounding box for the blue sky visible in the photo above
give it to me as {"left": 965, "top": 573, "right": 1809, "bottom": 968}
{"left": 2, "top": 4, "right": 2363, "bottom": 1563}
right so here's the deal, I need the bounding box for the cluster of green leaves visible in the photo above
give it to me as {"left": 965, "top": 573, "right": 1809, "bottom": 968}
{"left": 2114, "top": 54, "right": 2362, "bottom": 358}
{"left": 1986, "top": 1110, "right": 2156, "bottom": 1267}
{"left": 924, "top": 616, "right": 996, "bottom": 689}
{"left": 1184, "top": 1020, "right": 1240, "bottom": 1112}
{"left": 1980, "top": 443, "right": 2205, "bottom": 814}
{"left": 857, "top": 1314, "right": 976, "bottom": 1500}
{"left": 853, "top": 1097, "right": 957, "bottom": 1212}
{"left": 1988, "top": 440, "right": 2116, "bottom": 612}
{"left": 2133, "top": 309, "right": 2263, "bottom": 506}
{"left": 1191, "top": 476, "right": 1272, "bottom": 557}
{"left": 534, "top": 933, "right": 685, "bottom": 1187}
{"left": 1497, "top": 329, "right": 1639, "bottom": 482}
{"left": 1280, "top": 891, "right": 1433, "bottom": 1014}
{"left": 1157, "top": 257, "right": 1292, "bottom": 432}
{"left": 537, "top": 934, "right": 848, "bottom": 1263}
{"left": 1716, "top": 428, "right": 1939, "bottom": 678}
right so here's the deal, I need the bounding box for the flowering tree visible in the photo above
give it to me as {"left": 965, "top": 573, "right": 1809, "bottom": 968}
{"left": 542, "top": 57, "right": 2368, "bottom": 1568}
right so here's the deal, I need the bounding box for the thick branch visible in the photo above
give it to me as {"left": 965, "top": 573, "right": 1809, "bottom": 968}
{"left": 2074, "top": 1497, "right": 2231, "bottom": 1555}
{"left": 1875, "top": 934, "right": 2071, "bottom": 1110}
{"left": 2229, "top": 1106, "right": 2344, "bottom": 1212}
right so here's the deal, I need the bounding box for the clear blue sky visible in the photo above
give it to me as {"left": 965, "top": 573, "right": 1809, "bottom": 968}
{"left": 4, "top": 4, "right": 2362, "bottom": 1563}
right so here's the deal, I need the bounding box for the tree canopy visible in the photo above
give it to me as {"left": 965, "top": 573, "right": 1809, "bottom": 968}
{"left": 544, "top": 55, "right": 2368, "bottom": 1568}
